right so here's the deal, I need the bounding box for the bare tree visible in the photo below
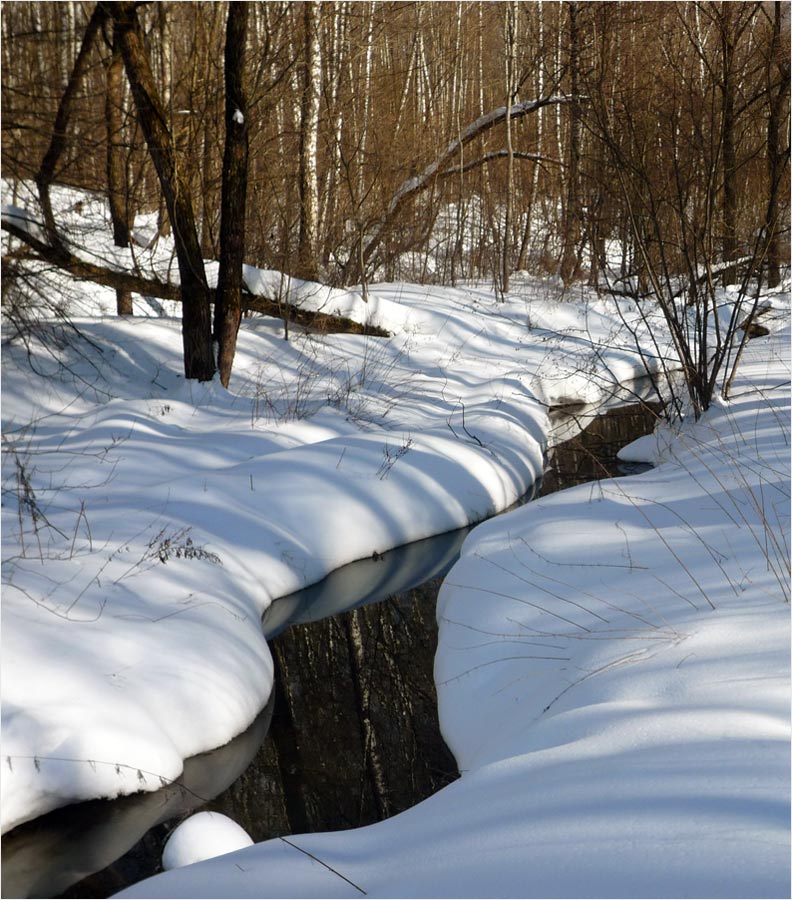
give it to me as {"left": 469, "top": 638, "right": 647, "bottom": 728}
{"left": 345, "top": 94, "right": 571, "bottom": 283}
{"left": 106, "top": 0, "right": 215, "bottom": 381}
{"left": 103, "top": 18, "right": 133, "bottom": 315}
{"left": 35, "top": 4, "right": 108, "bottom": 246}
{"left": 297, "top": 0, "right": 321, "bottom": 280}
{"left": 763, "top": 1, "right": 791, "bottom": 287}
{"left": 214, "top": 2, "right": 250, "bottom": 388}
{"left": 559, "top": 1, "right": 582, "bottom": 285}
{"left": 501, "top": 1, "right": 518, "bottom": 295}
{"left": 589, "top": 3, "right": 777, "bottom": 418}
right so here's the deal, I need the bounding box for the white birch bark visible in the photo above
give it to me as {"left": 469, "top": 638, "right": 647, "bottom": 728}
{"left": 319, "top": 0, "right": 348, "bottom": 252}
{"left": 518, "top": 0, "right": 545, "bottom": 271}
{"left": 357, "top": 2, "right": 375, "bottom": 199}
{"left": 298, "top": 0, "right": 322, "bottom": 276}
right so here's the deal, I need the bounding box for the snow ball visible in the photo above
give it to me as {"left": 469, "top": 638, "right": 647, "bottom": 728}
{"left": 233, "top": 108, "right": 244, "bottom": 125}
{"left": 162, "top": 811, "right": 253, "bottom": 871}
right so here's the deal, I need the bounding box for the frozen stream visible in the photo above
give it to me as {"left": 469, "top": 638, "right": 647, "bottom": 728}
{"left": 1, "top": 398, "right": 661, "bottom": 900}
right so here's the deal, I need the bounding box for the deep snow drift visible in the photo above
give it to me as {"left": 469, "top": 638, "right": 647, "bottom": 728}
{"left": 118, "top": 320, "right": 790, "bottom": 900}
{"left": 2, "top": 185, "right": 789, "bottom": 897}
{"left": 2, "top": 218, "right": 666, "bottom": 835}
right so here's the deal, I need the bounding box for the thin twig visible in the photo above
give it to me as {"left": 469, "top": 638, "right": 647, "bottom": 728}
{"left": 279, "top": 836, "right": 367, "bottom": 895}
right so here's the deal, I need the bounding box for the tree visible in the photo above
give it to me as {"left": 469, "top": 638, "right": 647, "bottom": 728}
{"left": 35, "top": 4, "right": 108, "bottom": 247}
{"left": 297, "top": 0, "right": 321, "bottom": 280}
{"left": 214, "top": 2, "right": 250, "bottom": 389}
{"left": 588, "top": 2, "right": 779, "bottom": 418}
{"left": 559, "top": 1, "right": 582, "bottom": 285}
{"left": 344, "top": 95, "right": 570, "bottom": 283}
{"left": 106, "top": 1, "right": 215, "bottom": 381}
{"left": 501, "top": 1, "right": 518, "bottom": 294}
{"left": 103, "top": 18, "right": 133, "bottom": 315}
{"left": 763, "top": 1, "right": 791, "bottom": 287}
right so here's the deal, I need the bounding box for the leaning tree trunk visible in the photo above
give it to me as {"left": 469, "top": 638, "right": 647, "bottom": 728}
{"left": 36, "top": 4, "right": 108, "bottom": 246}
{"left": 107, "top": 1, "right": 215, "bottom": 381}
{"left": 344, "top": 94, "right": 570, "bottom": 284}
{"left": 214, "top": 2, "right": 249, "bottom": 388}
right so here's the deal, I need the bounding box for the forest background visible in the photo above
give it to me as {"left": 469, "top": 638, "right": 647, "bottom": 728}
{"left": 1, "top": 1, "right": 789, "bottom": 392}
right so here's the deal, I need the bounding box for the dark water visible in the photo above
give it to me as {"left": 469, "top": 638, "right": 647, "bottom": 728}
{"left": 1, "top": 399, "right": 662, "bottom": 899}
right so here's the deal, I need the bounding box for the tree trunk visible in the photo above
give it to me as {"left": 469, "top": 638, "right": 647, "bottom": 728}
{"left": 560, "top": 1, "right": 581, "bottom": 286}
{"left": 107, "top": 1, "right": 215, "bottom": 381}
{"left": 344, "top": 609, "right": 390, "bottom": 821}
{"left": 501, "top": 1, "right": 517, "bottom": 295}
{"left": 36, "top": 4, "right": 108, "bottom": 245}
{"left": 346, "top": 94, "right": 570, "bottom": 283}
{"left": 156, "top": 2, "right": 172, "bottom": 238}
{"left": 720, "top": 5, "right": 738, "bottom": 284}
{"left": 104, "top": 20, "right": 133, "bottom": 315}
{"left": 765, "top": 1, "right": 789, "bottom": 288}
{"left": 214, "top": 2, "right": 249, "bottom": 388}
{"left": 517, "top": 0, "right": 544, "bottom": 273}
{"left": 297, "top": 0, "right": 321, "bottom": 279}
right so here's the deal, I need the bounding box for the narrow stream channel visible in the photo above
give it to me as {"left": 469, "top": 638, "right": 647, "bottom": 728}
{"left": 1, "top": 397, "right": 662, "bottom": 900}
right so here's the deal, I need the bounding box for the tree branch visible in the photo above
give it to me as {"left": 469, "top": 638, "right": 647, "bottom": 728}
{"left": 438, "top": 150, "right": 563, "bottom": 179}
{"left": 347, "top": 94, "right": 577, "bottom": 281}
{"left": 2, "top": 219, "right": 388, "bottom": 337}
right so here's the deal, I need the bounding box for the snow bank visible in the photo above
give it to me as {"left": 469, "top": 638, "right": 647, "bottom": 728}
{"left": 2, "top": 267, "right": 654, "bottom": 833}
{"left": 4, "top": 182, "right": 786, "bottom": 896}
{"left": 118, "top": 327, "right": 789, "bottom": 898}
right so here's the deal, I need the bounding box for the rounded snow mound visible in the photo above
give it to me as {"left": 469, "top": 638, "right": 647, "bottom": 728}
{"left": 162, "top": 812, "right": 253, "bottom": 871}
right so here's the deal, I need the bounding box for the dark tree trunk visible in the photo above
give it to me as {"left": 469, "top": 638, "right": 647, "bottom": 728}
{"left": 765, "top": 1, "right": 790, "bottom": 288}
{"left": 106, "top": 1, "right": 215, "bottom": 381}
{"left": 214, "top": 2, "right": 250, "bottom": 388}
{"left": 560, "top": 1, "right": 582, "bottom": 286}
{"left": 720, "top": 7, "right": 738, "bottom": 284}
{"left": 104, "top": 20, "right": 133, "bottom": 315}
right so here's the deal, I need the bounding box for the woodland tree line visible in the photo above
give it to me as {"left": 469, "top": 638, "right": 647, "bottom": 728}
{"left": 1, "top": 1, "right": 789, "bottom": 396}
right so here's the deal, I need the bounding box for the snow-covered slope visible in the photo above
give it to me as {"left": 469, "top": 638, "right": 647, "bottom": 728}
{"left": 3, "top": 184, "right": 788, "bottom": 896}
{"left": 117, "top": 325, "right": 790, "bottom": 900}
{"left": 2, "top": 265, "right": 660, "bottom": 834}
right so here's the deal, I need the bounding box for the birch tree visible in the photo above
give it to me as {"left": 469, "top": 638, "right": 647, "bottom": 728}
{"left": 559, "top": 1, "right": 582, "bottom": 285}
{"left": 298, "top": 0, "right": 321, "bottom": 279}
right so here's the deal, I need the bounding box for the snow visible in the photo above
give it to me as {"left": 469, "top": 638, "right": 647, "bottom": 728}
{"left": 2, "top": 184, "right": 789, "bottom": 897}
{"left": 1, "top": 203, "right": 47, "bottom": 244}
{"left": 162, "top": 812, "right": 252, "bottom": 871}
{"left": 117, "top": 323, "right": 791, "bottom": 900}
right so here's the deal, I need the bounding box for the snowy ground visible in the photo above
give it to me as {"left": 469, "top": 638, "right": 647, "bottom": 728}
{"left": 118, "top": 319, "right": 790, "bottom": 900}
{"left": 2, "top": 187, "right": 790, "bottom": 897}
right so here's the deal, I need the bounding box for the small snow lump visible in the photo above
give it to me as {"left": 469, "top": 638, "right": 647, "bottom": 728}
{"left": 162, "top": 811, "right": 253, "bottom": 870}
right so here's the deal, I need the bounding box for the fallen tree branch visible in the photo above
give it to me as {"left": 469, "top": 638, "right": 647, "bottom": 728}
{"left": 1, "top": 219, "right": 389, "bottom": 337}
